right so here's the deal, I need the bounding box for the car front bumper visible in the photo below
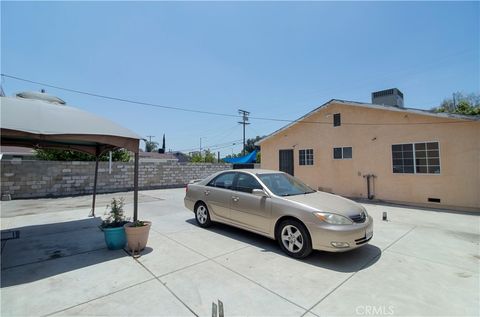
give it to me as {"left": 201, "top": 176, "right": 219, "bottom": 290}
{"left": 306, "top": 216, "right": 374, "bottom": 252}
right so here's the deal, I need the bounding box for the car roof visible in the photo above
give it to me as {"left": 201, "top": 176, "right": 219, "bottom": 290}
{"left": 221, "top": 169, "right": 284, "bottom": 175}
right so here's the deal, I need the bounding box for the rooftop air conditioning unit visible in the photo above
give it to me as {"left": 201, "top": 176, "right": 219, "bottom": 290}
{"left": 372, "top": 88, "right": 404, "bottom": 108}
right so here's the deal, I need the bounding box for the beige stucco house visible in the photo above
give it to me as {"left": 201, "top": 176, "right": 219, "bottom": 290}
{"left": 258, "top": 89, "right": 480, "bottom": 211}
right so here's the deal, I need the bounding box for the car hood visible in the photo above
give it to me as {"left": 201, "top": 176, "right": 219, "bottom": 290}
{"left": 282, "top": 191, "right": 364, "bottom": 217}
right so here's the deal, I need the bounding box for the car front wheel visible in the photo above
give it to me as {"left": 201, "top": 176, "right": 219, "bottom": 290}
{"left": 195, "top": 202, "right": 212, "bottom": 228}
{"left": 277, "top": 220, "right": 312, "bottom": 258}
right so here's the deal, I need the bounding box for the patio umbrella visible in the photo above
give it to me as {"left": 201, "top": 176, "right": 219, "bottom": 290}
{"left": 0, "top": 91, "right": 143, "bottom": 220}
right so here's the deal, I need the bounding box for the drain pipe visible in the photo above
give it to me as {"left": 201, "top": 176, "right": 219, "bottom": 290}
{"left": 363, "top": 174, "right": 376, "bottom": 200}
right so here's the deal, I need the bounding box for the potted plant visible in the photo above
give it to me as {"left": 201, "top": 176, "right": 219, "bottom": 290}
{"left": 100, "top": 198, "right": 128, "bottom": 250}
{"left": 124, "top": 219, "right": 151, "bottom": 253}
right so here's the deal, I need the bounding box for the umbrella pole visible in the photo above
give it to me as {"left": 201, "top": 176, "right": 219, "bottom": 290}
{"left": 133, "top": 152, "right": 139, "bottom": 222}
{"left": 91, "top": 155, "right": 99, "bottom": 217}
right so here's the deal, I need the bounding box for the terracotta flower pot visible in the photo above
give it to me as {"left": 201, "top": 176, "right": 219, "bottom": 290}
{"left": 124, "top": 221, "right": 151, "bottom": 252}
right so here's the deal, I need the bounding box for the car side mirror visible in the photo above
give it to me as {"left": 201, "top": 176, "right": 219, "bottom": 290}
{"left": 252, "top": 189, "right": 269, "bottom": 197}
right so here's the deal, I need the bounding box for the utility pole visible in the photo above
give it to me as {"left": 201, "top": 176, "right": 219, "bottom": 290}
{"left": 238, "top": 109, "right": 250, "bottom": 156}
{"left": 145, "top": 135, "right": 155, "bottom": 152}
{"left": 199, "top": 137, "right": 202, "bottom": 158}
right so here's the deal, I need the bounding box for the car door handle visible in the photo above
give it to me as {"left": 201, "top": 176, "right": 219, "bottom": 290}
{"left": 231, "top": 196, "right": 239, "bottom": 202}
{"left": 204, "top": 190, "right": 210, "bottom": 196}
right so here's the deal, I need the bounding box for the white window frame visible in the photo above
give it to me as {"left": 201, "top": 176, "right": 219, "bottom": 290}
{"left": 391, "top": 141, "right": 441, "bottom": 175}
{"left": 299, "top": 149, "right": 314, "bottom": 166}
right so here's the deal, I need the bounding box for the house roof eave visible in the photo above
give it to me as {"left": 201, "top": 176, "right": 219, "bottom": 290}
{"left": 256, "top": 99, "right": 479, "bottom": 146}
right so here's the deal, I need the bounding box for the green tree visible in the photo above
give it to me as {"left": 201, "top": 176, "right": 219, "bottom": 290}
{"left": 190, "top": 152, "right": 203, "bottom": 162}
{"left": 256, "top": 151, "right": 261, "bottom": 163}
{"left": 190, "top": 150, "right": 216, "bottom": 163}
{"left": 145, "top": 140, "right": 159, "bottom": 152}
{"left": 455, "top": 100, "right": 480, "bottom": 115}
{"left": 433, "top": 92, "right": 480, "bottom": 115}
{"left": 35, "top": 148, "right": 131, "bottom": 162}
{"left": 224, "top": 153, "right": 240, "bottom": 159}
{"left": 244, "top": 135, "right": 265, "bottom": 153}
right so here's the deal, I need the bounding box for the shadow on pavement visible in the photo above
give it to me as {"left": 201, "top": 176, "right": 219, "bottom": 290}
{"left": 186, "top": 218, "right": 381, "bottom": 273}
{"left": 0, "top": 217, "right": 145, "bottom": 287}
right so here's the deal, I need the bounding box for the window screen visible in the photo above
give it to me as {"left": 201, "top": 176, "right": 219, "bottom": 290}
{"left": 343, "top": 147, "right": 352, "bottom": 159}
{"left": 333, "top": 113, "right": 341, "bottom": 127}
{"left": 392, "top": 144, "right": 414, "bottom": 173}
{"left": 333, "top": 148, "right": 342, "bottom": 159}
{"left": 333, "top": 147, "right": 352, "bottom": 159}
{"left": 415, "top": 142, "right": 440, "bottom": 174}
{"left": 299, "top": 149, "right": 314, "bottom": 165}
{"left": 392, "top": 142, "right": 440, "bottom": 174}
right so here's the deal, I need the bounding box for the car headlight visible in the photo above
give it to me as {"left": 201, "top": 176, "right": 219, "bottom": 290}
{"left": 362, "top": 207, "right": 369, "bottom": 217}
{"left": 314, "top": 212, "right": 353, "bottom": 225}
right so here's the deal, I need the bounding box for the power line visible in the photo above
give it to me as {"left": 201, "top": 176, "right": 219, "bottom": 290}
{"left": 202, "top": 124, "right": 241, "bottom": 144}
{"left": 175, "top": 139, "right": 243, "bottom": 153}
{"left": 1, "top": 74, "right": 474, "bottom": 126}
{"left": 1, "top": 74, "right": 240, "bottom": 119}
{"left": 209, "top": 142, "right": 242, "bottom": 151}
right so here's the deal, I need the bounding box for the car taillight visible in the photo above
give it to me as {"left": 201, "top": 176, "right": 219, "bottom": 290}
{"left": 185, "top": 184, "right": 189, "bottom": 193}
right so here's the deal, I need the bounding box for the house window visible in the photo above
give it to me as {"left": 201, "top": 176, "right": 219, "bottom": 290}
{"left": 415, "top": 142, "right": 440, "bottom": 174}
{"left": 333, "top": 113, "right": 341, "bottom": 127}
{"left": 299, "top": 149, "right": 314, "bottom": 165}
{"left": 392, "top": 142, "right": 440, "bottom": 174}
{"left": 392, "top": 144, "right": 414, "bottom": 173}
{"left": 333, "top": 147, "right": 352, "bottom": 159}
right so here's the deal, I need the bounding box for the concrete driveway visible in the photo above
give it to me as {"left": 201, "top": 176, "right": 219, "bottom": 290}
{"left": 1, "top": 188, "right": 479, "bottom": 316}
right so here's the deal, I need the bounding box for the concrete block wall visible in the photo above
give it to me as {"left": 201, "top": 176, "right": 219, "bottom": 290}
{"left": 1, "top": 160, "right": 232, "bottom": 199}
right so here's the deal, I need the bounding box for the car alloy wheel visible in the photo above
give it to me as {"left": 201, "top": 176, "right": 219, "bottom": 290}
{"left": 195, "top": 203, "right": 212, "bottom": 227}
{"left": 197, "top": 205, "right": 208, "bottom": 223}
{"left": 277, "top": 219, "right": 312, "bottom": 258}
{"left": 281, "top": 225, "right": 304, "bottom": 253}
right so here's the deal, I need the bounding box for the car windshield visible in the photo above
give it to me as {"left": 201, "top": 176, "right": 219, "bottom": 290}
{"left": 257, "top": 173, "right": 316, "bottom": 196}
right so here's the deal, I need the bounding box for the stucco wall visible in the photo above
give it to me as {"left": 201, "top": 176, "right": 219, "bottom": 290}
{"left": 260, "top": 103, "right": 480, "bottom": 211}
{"left": 1, "top": 160, "right": 231, "bottom": 199}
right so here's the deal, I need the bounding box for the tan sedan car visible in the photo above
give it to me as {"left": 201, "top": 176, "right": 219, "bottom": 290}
{"left": 184, "top": 169, "right": 373, "bottom": 258}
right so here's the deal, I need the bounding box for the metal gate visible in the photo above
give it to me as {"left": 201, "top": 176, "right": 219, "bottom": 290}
{"left": 279, "top": 149, "right": 294, "bottom": 176}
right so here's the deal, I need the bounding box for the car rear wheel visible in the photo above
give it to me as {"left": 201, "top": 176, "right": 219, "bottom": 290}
{"left": 277, "top": 220, "right": 312, "bottom": 258}
{"left": 195, "top": 202, "right": 212, "bottom": 228}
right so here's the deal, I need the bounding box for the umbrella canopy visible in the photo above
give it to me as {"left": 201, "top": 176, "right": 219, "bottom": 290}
{"left": 1, "top": 91, "right": 140, "bottom": 155}
{"left": 0, "top": 91, "right": 142, "bottom": 220}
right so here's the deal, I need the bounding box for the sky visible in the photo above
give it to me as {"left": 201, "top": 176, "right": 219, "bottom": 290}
{"left": 1, "top": 1, "right": 479, "bottom": 157}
